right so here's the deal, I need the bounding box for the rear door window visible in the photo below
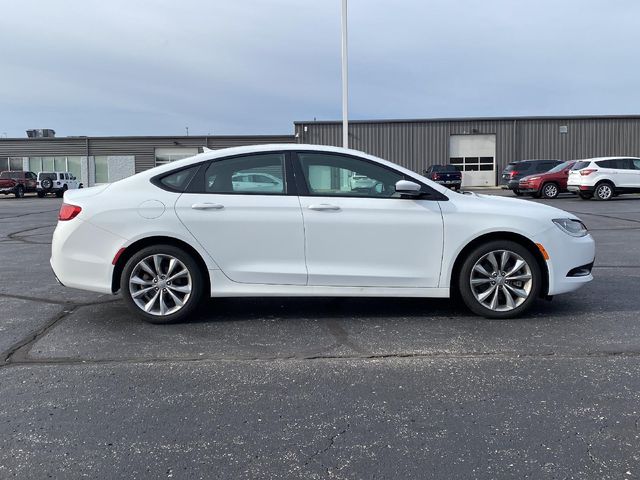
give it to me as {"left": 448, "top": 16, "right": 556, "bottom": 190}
{"left": 571, "top": 161, "right": 591, "bottom": 170}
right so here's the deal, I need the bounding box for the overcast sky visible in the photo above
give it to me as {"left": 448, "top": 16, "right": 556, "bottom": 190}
{"left": 1, "top": 0, "right": 639, "bottom": 138}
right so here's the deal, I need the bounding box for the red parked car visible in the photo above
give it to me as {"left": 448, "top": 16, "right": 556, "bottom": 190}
{"left": 0, "top": 171, "right": 38, "bottom": 198}
{"left": 518, "top": 160, "right": 577, "bottom": 199}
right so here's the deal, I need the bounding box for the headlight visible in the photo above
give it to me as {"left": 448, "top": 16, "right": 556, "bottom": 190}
{"left": 552, "top": 218, "right": 588, "bottom": 237}
{"left": 528, "top": 176, "right": 540, "bottom": 181}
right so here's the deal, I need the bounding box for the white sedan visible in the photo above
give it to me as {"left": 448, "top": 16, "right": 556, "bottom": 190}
{"left": 51, "top": 144, "right": 595, "bottom": 323}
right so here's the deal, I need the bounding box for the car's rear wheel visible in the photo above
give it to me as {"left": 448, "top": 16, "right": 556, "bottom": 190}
{"left": 121, "top": 245, "right": 204, "bottom": 324}
{"left": 541, "top": 182, "right": 559, "bottom": 199}
{"left": 458, "top": 240, "right": 541, "bottom": 319}
{"left": 14, "top": 185, "right": 24, "bottom": 198}
{"left": 594, "top": 182, "right": 614, "bottom": 201}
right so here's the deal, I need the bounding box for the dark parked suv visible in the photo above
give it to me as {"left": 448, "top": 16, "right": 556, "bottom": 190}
{"left": 501, "top": 159, "right": 562, "bottom": 196}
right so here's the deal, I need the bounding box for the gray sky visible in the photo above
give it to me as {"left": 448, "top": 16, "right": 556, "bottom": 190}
{"left": 1, "top": 0, "right": 639, "bottom": 138}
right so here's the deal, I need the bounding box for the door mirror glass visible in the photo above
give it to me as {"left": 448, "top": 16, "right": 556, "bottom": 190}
{"left": 395, "top": 180, "right": 422, "bottom": 196}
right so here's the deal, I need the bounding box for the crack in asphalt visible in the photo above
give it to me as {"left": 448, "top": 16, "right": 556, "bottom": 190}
{"left": 0, "top": 292, "right": 121, "bottom": 307}
{"left": 3, "top": 349, "right": 640, "bottom": 370}
{"left": 0, "top": 208, "right": 59, "bottom": 220}
{"left": 5, "top": 224, "right": 55, "bottom": 245}
{"left": 305, "top": 423, "right": 351, "bottom": 474}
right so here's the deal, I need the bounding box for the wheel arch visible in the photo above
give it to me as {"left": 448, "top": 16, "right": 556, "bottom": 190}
{"left": 111, "top": 236, "right": 211, "bottom": 294}
{"left": 449, "top": 231, "right": 549, "bottom": 298}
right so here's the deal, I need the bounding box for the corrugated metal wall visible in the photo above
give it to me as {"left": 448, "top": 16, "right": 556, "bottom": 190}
{"left": 295, "top": 116, "right": 640, "bottom": 177}
{"left": 0, "top": 135, "right": 294, "bottom": 174}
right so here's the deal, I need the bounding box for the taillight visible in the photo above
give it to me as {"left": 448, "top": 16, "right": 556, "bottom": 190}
{"left": 509, "top": 171, "right": 519, "bottom": 178}
{"left": 58, "top": 203, "right": 82, "bottom": 221}
{"left": 580, "top": 169, "right": 597, "bottom": 176}
{"left": 433, "top": 173, "right": 440, "bottom": 180}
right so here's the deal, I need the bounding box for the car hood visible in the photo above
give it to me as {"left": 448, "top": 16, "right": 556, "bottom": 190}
{"left": 453, "top": 191, "right": 580, "bottom": 221}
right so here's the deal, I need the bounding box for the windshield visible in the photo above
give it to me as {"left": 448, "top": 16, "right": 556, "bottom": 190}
{"left": 547, "top": 161, "right": 572, "bottom": 173}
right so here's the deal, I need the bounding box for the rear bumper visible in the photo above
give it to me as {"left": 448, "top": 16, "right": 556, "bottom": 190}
{"left": 501, "top": 180, "right": 520, "bottom": 190}
{"left": 567, "top": 184, "right": 593, "bottom": 193}
{"left": 435, "top": 179, "right": 461, "bottom": 188}
{"left": 51, "top": 218, "right": 125, "bottom": 295}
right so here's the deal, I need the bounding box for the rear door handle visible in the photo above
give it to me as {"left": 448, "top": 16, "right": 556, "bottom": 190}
{"left": 191, "top": 203, "right": 224, "bottom": 210}
{"left": 308, "top": 204, "right": 341, "bottom": 211}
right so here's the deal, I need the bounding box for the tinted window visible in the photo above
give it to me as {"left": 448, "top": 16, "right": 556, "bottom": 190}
{"left": 298, "top": 153, "right": 404, "bottom": 198}
{"left": 158, "top": 166, "right": 198, "bottom": 192}
{"left": 205, "top": 153, "right": 285, "bottom": 194}
{"left": 571, "top": 161, "right": 591, "bottom": 170}
{"left": 595, "top": 159, "right": 621, "bottom": 169}
{"left": 39, "top": 172, "right": 56, "bottom": 181}
{"left": 0, "top": 171, "right": 11, "bottom": 179}
{"left": 431, "top": 165, "right": 457, "bottom": 173}
{"left": 517, "top": 163, "right": 533, "bottom": 171}
{"left": 632, "top": 159, "right": 640, "bottom": 170}
{"left": 503, "top": 163, "right": 517, "bottom": 172}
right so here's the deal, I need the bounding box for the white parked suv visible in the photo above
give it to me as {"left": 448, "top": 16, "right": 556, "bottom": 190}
{"left": 567, "top": 157, "right": 640, "bottom": 200}
{"left": 37, "top": 172, "right": 82, "bottom": 198}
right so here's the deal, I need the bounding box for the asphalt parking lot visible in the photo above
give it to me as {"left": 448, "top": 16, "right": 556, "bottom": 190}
{"left": 1, "top": 191, "right": 640, "bottom": 479}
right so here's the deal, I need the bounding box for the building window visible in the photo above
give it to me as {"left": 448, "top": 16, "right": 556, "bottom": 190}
{"left": 94, "top": 156, "right": 109, "bottom": 183}
{"left": 28, "top": 156, "right": 82, "bottom": 179}
{"left": 155, "top": 148, "right": 199, "bottom": 166}
{"left": 9, "top": 157, "right": 23, "bottom": 171}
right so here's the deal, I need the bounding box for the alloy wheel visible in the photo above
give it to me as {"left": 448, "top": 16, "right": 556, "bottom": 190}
{"left": 469, "top": 250, "right": 533, "bottom": 312}
{"left": 128, "top": 254, "right": 192, "bottom": 316}
{"left": 543, "top": 183, "right": 558, "bottom": 198}
{"left": 596, "top": 184, "right": 612, "bottom": 200}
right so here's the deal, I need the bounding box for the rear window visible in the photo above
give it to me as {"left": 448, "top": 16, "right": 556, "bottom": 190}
{"left": 39, "top": 172, "right": 57, "bottom": 180}
{"left": 0, "top": 172, "right": 13, "bottom": 179}
{"left": 432, "top": 165, "right": 458, "bottom": 173}
{"left": 503, "top": 163, "right": 518, "bottom": 172}
{"left": 157, "top": 166, "right": 199, "bottom": 192}
{"left": 571, "top": 161, "right": 591, "bottom": 170}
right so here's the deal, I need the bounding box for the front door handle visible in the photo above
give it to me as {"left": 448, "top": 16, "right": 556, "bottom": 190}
{"left": 191, "top": 203, "right": 224, "bottom": 210}
{"left": 308, "top": 204, "right": 341, "bottom": 211}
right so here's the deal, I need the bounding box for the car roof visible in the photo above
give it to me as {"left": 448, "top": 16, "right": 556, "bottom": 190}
{"left": 580, "top": 156, "right": 640, "bottom": 162}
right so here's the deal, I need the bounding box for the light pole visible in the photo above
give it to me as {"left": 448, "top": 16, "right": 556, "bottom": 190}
{"left": 341, "top": 0, "right": 349, "bottom": 148}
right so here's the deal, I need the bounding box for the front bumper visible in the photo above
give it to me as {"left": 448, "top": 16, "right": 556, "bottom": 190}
{"left": 532, "top": 226, "right": 596, "bottom": 295}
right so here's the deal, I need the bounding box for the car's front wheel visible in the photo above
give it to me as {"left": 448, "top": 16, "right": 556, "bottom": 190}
{"left": 541, "top": 182, "right": 559, "bottom": 199}
{"left": 458, "top": 240, "right": 541, "bottom": 319}
{"left": 121, "top": 245, "right": 204, "bottom": 324}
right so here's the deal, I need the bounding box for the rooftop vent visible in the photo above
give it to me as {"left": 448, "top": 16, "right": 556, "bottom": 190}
{"left": 26, "top": 129, "right": 56, "bottom": 138}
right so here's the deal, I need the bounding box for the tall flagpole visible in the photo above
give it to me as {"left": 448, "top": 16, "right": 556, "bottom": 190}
{"left": 341, "top": 0, "right": 349, "bottom": 148}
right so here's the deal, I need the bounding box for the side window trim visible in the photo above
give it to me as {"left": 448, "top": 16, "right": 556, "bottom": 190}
{"left": 292, "top": 150, "right": 447, "bottom": 201}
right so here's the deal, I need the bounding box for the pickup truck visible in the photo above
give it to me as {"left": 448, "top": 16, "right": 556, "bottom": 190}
{"left": 0, "top": 171, "right": 38, "bottom": 198}
{"left": 424, "top": 165, "right": 462, "bottom": 190}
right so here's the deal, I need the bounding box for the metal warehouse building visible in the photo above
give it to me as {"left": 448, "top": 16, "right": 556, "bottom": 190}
{"left": 0, "top": 134, "right": 293, "bottom": 187}
{"left": 295, "top": 115, "right": 640, "bottom": 187}
{"left": 2, "top": 115, "right": 640, "bottom": 188}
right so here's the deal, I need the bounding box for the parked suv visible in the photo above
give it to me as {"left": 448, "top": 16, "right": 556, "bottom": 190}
{"left": 424, "top": 165, "right": 462, "bottom": 190}
{"left": 518, "top": 160, "right": 577, "bottom": 199}
{"left": 37, "top": 172, "right": 82, "bottom": 198}
{"left": 0, "top": 171, "right": 37, "bottom": 198}
{"left": 501, "top": 160, "right": 562, "bottom": 196}
{"left": 567, "top": 157, "right": 640, "bottom": 200}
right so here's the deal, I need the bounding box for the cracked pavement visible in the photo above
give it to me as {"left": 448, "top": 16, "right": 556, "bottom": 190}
{"left": 1, "top": 193, "right": 640, "bottom": 479}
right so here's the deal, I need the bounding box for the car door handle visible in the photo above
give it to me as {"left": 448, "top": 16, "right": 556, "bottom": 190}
{"left": 191, "top": 203, "right": 224, "bottom": 210}
{"left": 308, "top": 204, "right": 341, "bottom": 211}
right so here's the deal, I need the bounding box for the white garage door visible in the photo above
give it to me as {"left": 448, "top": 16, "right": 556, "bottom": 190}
{"left": 449, "top": 134, "right": 497, "bottom": 187}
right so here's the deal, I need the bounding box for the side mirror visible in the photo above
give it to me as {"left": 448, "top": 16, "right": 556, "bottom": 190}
{"left": 395, "top": 180, "right": 422, "bottom": 196}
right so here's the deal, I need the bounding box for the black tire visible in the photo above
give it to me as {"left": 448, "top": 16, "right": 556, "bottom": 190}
{"left": 531, "top": 192, "right": 542, "bottom": 199}
{"left": 541, "top": 182, "right": 560, "bottom": 199}
{"left": 55, "top": 187, "right": 66, "bottom": 198}
{"left": 14, "top": 185, "right": 24, "bottom": 198}
{"left": 457, "top": 240, "right": 541, "bottom": 319}
{"left": 578, "top": 192, "right": 592, "bottom": 200}
{"left": 37, "top": 191, "right": 45, "bottom": 198}
{"left": 513, "top": 189, "right": 523, "bottom": 196}
{"left": 121, "top": 244, "right": 204, "bottom": 324}
{"left": 594, "top": 181, "right": 614, "bottom": 201}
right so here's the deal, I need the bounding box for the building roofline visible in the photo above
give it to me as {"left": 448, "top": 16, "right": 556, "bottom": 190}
{"left": 294, "top": 114, "right": 640, "bottom": 125}
{"left": 0, "top": 134, "right": 294, "bottom": 141}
